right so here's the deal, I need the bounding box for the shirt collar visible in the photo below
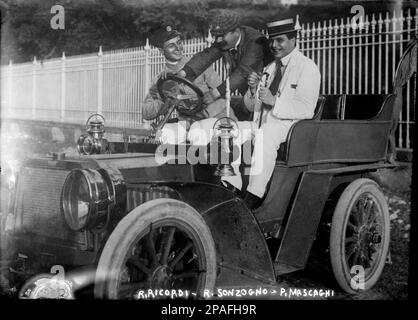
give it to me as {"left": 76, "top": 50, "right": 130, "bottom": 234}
{"left": 230, "top": 32, "right": 242, "bottom": 52}
{"left": 280, "top": 47, "right": 297, "bottom": 66}
{"left": 166, "top": 59, "right": 179, "bottom": 66}
{"left": 165, "top": 56, "right": 188, "bottom": 71}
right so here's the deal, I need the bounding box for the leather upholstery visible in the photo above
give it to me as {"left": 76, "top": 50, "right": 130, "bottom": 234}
{"left": 320, "top": 95, "right": 343, "bottom": 119}
{"left": 276, "top": 93, "right": 392, "bottom": 163}
{"left": 343, "top": 94, "right": 388, "bottom": 120}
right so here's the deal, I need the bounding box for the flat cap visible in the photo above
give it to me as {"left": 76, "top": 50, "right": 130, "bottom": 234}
{"left": 210, "top": 10, "right": 240, "bottom": 37}
{"left": 151, "top": 26, "right": 182, "bottom": 48}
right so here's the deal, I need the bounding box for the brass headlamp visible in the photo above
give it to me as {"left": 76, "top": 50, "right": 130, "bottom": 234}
{"left": 212, "top": 63, "right": 239, "bottom": 176}
{"left": 213, "top": 117, "right": 239, "bottom": 176}
{"left": 77, "top": 114, "right": 107, "bottom": 155}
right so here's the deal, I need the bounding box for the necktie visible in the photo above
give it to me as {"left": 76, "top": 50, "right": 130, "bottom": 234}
{"left": 227, "top": 49, "right": 238, "bottom": 70}
{"left": 265, "top": 61, "right": 283, "bottom": 98}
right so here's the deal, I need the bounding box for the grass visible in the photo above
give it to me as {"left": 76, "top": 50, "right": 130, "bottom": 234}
{"left": 372, "top": 187, "right": 410, "bottom": 300}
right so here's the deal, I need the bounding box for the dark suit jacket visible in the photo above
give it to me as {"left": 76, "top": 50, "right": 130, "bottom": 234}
{"left": 182, "top": 26, "right": 273, "bottom": 97}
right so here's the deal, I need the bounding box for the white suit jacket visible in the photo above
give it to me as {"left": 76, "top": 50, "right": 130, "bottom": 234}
{"left": 244, "top": 48, "right": 321, "bottom": 125}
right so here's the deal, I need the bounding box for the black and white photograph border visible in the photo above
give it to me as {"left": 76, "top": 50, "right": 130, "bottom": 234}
{"left": 0, "top": 0, "right": 416, "bottom": 307}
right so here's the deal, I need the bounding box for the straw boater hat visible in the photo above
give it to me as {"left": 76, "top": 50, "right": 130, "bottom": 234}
{"left": 266, "top": 16, "right": 301, "bottom": 39}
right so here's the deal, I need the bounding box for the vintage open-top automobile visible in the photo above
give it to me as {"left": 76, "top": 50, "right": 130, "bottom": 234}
{"left": 0, "top": 38, "right": 416, "bottom": 299}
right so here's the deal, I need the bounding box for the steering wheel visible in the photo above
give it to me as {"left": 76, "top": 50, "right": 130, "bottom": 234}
{"left": 157, "top": 74, "right": 205, "bottom": 116}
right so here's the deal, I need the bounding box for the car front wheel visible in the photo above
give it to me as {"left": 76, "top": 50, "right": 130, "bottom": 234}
{"left": 94, "top": 199, "right": 217, "bottom": 299}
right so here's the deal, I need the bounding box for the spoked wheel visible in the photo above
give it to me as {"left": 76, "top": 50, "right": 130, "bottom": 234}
{"left": 94, "top": 199, "right": 216, "bottom": 299}
{"left": 330, "top": 178, "right": 390, "bottom": 293}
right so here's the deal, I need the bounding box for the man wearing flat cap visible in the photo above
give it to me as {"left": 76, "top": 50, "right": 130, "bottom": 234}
{"left": 176, "top": 10, "right": 272, "bottom": 115}
{"left": 225, "top": 17, "right": 321, "bottom": 209}
{"left": 143, "top": 26, "right": 238, "bottom": 144}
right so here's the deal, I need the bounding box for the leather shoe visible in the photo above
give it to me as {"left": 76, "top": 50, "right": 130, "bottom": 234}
{"left": 243, "top": 192, "right": 263, "bottom": 210}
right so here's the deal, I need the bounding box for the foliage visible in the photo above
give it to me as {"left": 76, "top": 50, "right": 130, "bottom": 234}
{"left": 0, "top": 0, "right": 400, "bottom": 64}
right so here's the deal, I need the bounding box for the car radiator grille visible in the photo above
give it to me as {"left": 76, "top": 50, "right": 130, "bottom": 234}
{"left": 126, "top": 185, "right": 181, "bottom": 212}
{"left": 15, "top": 166, "right": 86, "bottom": 245}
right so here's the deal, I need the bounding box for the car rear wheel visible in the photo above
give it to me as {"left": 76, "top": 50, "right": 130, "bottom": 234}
{"left": 329, "top": 178, "right": 390, "bottom": 294}
{"left": 94, "top": 199, "right": 216, "bottom": 299}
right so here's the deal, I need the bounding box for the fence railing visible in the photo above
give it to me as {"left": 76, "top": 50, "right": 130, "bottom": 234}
{"left": 1, "top": 8, "right": 417, "bottom": 149}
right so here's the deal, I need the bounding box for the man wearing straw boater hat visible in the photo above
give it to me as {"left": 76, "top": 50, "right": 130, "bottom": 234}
{"left": 143, "top": 26, "right": 238, "bottom": 144}
{"left": 228, "top": 16, "right": 321, "bottom": 209}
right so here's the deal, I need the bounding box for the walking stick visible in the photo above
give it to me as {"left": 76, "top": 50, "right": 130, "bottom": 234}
{"left": 258, "top": 72, "right": 269, "bottom": 128}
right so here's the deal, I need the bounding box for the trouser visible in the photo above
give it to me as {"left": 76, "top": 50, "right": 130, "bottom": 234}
{"left": 161, "top": 118, "right": 293, "bottom": 198}
{"left": 159, "top": 118, "right": 255, "bottom": 190}
{"left": 159, "top": 98, "right": 238, "bottom": 144}
{"left": 159, "top": 121, "right": 188, "bottom": 144}
{"left": 245, "top": 121, "right": 294, "bottom": 198}
{"left": 223, "top": 120, "right": 294, "bottom": 198}
{"left": 159, "top": 118, "right": 252, "bottom": 145}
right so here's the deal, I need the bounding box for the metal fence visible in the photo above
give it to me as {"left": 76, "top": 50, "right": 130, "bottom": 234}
{"left": 1, "top": 8, "right": 417, "bottom": 149}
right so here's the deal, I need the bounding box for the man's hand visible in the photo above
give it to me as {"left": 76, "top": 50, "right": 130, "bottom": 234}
{"left": 258, "top": 87, "right": 276, "bottom": 107}
{"left": 155, "top": 129, "right": 163, "bottom": 143}
{"left": 161, "top": 69, "right": 174, "bottom": 80}
{"left": 149, "top": 86, "right": 159, "bottom": 99}
{"left": 248, "top": 72, "right": 261, "bottom": 89}
{"left": 203, "top": 88, "right": 221, "bottom": 105}
{"left": 176, "top": 70, "right": 186, "bottom": 78}
{"left": 248, "top": 72, "right": 262, "bottom": 95}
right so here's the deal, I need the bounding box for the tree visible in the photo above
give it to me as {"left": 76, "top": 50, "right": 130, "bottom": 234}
{"left": 1, "top": 0, "right": 399, "bottom": 64}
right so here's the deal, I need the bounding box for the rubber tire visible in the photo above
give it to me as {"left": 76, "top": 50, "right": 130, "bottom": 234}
{"left": 329, "top": 178, "right": 390, "bottom": 294}
{"left": 94, "top": 199, "right": 217, "bottom": 299}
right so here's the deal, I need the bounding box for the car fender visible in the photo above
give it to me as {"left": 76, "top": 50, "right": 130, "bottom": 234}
{"left": 169, "top": 183, "right": 276, "bottom": 287}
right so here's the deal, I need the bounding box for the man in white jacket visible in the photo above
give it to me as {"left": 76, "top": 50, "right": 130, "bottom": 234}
{"left": 239, "top": 17, "right": 321, "bottom": 209}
